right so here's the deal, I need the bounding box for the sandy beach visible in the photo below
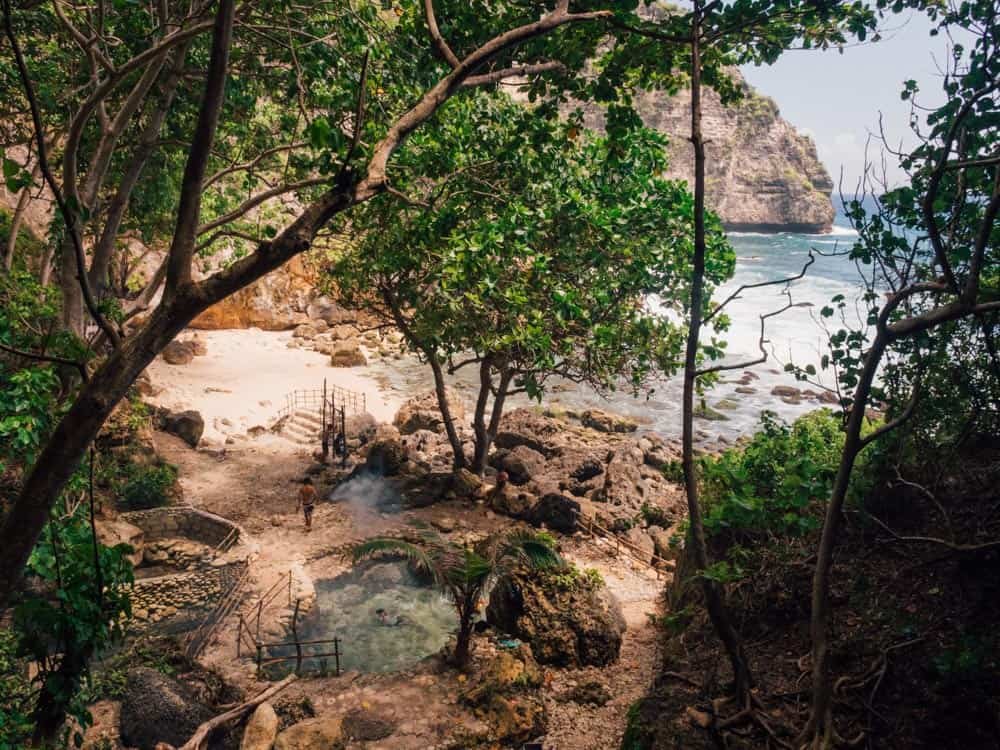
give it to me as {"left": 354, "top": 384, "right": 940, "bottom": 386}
{"left": 146, "top": 328, "right": 402, "bottom": 446}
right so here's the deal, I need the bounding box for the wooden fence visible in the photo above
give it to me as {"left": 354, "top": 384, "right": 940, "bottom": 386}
{"left": 575, "top": 513, "right": 676, "bottom": 578}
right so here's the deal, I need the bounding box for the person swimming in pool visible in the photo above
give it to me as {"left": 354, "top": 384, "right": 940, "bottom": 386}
{"left": 375, "top": 608, "right": 406, "bottom": 626}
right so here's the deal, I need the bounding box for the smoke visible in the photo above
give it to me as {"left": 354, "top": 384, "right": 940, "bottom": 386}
{"left": 328, "top": 472, "right": 402, "bottom": 520}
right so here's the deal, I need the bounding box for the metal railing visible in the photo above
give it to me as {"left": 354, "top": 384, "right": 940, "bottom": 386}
{"left": 237, "top": 592, "right": 342, "bottom": 677}
{"left": 276, "top": 381, "right": 366, "bottom": 421}
{"left": 183, "top": 558, "right": 251, "bottom": 659}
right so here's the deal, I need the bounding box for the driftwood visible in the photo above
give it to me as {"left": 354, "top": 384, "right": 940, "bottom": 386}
{"left": 157, "top": 674, "right": 297, "bottom": 750}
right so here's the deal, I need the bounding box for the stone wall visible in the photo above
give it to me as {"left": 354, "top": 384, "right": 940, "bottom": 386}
{"left": 121, "top": 505, "right": 242, "bottom": 547}
{"left": 131, "top": 560, "right": 248, "bottom": 632}
{"left": 121, "top": 506, "right": 251, "bottom": 635}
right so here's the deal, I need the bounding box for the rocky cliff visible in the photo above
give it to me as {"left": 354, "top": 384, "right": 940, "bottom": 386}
{"left": 582, "top": 72, "right": 835, "bottom": 233}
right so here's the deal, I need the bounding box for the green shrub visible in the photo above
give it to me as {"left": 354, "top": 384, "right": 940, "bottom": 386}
{"left": 119, "top": 462, "right": 177, "bottom": 510}
{"left": 700, "top": 410, "right": 843, "bottom": 539}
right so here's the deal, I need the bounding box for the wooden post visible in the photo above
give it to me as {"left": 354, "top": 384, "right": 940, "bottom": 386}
{"left": 256, "top": 600, "right": 263, "bottom": 643}
{"left": 290, "top": 599, "right": 302, "bottom": 675}
{"left": 256, "top": 643, "right": 262, "bottom": 678}
{"left": 334, "top": 637, "right": 340, "bottom": 676}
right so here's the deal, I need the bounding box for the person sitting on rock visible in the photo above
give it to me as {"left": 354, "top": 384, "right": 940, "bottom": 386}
{"left": 296, "top": 477, "right": 318, "bottom": 532}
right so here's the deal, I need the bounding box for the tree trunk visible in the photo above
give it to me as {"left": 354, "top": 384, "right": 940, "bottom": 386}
{"left": 680, "top": 5, "right": 754, "bottom": 702}
{"left": 428, "top": 352, "right": 467, "bottom": 469}
{"left": 4, "top": 176, "right": 32, "bottom": 271}
{"left": 89, "top": 42, "right": 191, "bottom": 290}
{"left": 471, "top": 359, "right": 492, "bottom": 474}
{"left": 472, "top": 364, "right": 511, "bottom": 476}
{"left": 805, "top": 334, "right": 888, "bottom": 746}
{"left": 58, "top": 232, "right": 84, "bottom": 334}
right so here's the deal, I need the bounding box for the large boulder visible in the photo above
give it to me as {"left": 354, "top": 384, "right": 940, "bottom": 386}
{"left": 241, "top": 703, "right": 279, "bottom": 750}
{"left": 119, "top": 667, "right": 214, "bottom": 750}
{"left": 494, "top": 408, "right": 563, "bottom": 456}
{"left": 581, "top": 408, "right": 639, "bottom": 434}
{"left": 160, "top": 409, "right": 204, "bottom": 448}
{"left": 365, "top": 437, "right": 406, "bottom": 476}
{"left": 527, "top": 493, "right": 581, "bottom": 534}
{"left": 595, "top": 444, "right": 647, "bottom": 509}
{"left": 95, "top": 519, "right": 144, "bottom": 567}
{"left": 491, "top": 445, "right": 546, "bottom": 486}
{"left": 306, "top": 296, "right": 356, "bottom": 325}
{"left": 487, "top": 570, "right": 626, "bottom": 667}
{"left": 329, "top": 341, "right": 367, "bottom": 367}
{"left": 393, "top": 389, "right": 464, "bottom": 435}
{"left": 162, "top": 340, "right": 196, "bottom": 365}
{"left": 490, "top": 487, "right": 538, "bottom": 519}
{"left": 274, "top": 717, "right": 345, "bottom": 750}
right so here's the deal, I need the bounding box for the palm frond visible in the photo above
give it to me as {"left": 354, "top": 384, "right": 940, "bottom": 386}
{"left": 352, "top": 537, "right": 437, "bottom": 577}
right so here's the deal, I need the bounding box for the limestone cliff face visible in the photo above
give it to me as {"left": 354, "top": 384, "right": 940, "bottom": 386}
{"left": 583, "top": 73, "right": 835, "bottom": 233}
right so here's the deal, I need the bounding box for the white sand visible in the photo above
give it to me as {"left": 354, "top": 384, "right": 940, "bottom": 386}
{"left": 147, "top": 329, "right": 402, "bottom": 446}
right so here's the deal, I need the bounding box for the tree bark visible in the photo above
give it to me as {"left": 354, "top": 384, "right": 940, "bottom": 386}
{"left": 679, "top": 4, "right": 753, "bottom": 702}
{"left": 472, "top": 363, "right": 511, "bottom": 476}
{"left": 805, "top": 334, "right": 887, "bottom": 746}
{"left": 89, "top": 42, "right": 191, "bottom": 290}
{"left": 428, "top": 352, "right": 467, "bottom": 469}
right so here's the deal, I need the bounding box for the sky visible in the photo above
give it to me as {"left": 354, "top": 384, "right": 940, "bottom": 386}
{"left": 739, "top": 10, "right": 954, "bottom": 191}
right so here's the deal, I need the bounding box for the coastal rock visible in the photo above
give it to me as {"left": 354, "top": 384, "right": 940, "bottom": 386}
{"left": 307, "top": 296, "right": 356, "bottom": 325}
{"left": 527, "top": 493, "right": 581, "bottom": 534}
{"left": 191, "top": 256, "right": 313, "bottom": 330}
{"left": 185, "top": 335, "right": 208, "bottom": 356}
{"left": 625, "top": 527, "right": 655, "bottom": 564}
{"left": 771, "top": 385, "right": 802, "bottom": 398}
{"left": 486, "top": 570, "right": 626, "bottom": 667}
{"left": 393, "top": 389, "right": 465, "bottom": 435}
{"left": 490, "top": 487, "right": 538, "bottom": 519}
{"left": 119, "top": 668, "right": 213, "bottom": 750}
{"left": 365, "top": 437, "right": 406, "bottom": 476}
{"left": 494, "top": 408, "right": 565, "bottom": 457}
{"left": 341, "top": 708, "right": 395, "bottom": 742}
{"left": 329, "top": 341, "right": 367, "bottom": 367}
{"left": 293, "top": 323, "right": 318, "bottom": 339}
{"left": 596, "top": 445, "right": 646, "bottom": 508}
{"left": 492, "top": 445, "right": 546, "bottom": 485}
{"left": 581, "top": 408, "right": 639, "bottom": 433}
{"left": 343, "top": 412, "right": 377, "bottom": 442}
{"left": 241, "top": 703, "right": 279, "bottom": 750}
{"left": 575, "top": 60, "right": 832, "bottom": 231}
{"left": 274, "top": 717, "right": 345, "bottom": 750}
{"left": 162, "top": 340, "right": 196, "bottom": 365}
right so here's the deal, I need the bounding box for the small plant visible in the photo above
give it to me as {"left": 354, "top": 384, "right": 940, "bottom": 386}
{"left": 639, "top": 502, "right": 671, "bottom": 528}
{"left": 700, "top": 410, "right": 843, "bottom": 540}
{"left": 119, "top": 461, "right": 177, "bottom": 510}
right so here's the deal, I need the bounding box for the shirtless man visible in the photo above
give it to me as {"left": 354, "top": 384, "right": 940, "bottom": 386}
{"left": 296, "top": 477, "right": 318, "bottom": 531}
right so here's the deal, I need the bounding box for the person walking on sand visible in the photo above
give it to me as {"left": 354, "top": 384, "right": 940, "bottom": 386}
{"left": 296, "top": 477, "right": 318, "bottom": 532}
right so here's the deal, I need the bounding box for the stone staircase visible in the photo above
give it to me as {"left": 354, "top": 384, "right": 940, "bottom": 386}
{"left": 281, "top": 408, "right": 323, "bottom": 445}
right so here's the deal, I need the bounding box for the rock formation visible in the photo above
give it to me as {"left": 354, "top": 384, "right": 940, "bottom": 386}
{"left": 487, "top": 569, "right": 627, "bottom": 667}
{"left": 579, "top": 71, "right": 835, "bottom": 232}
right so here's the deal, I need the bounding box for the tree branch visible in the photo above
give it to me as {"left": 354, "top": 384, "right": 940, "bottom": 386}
{"left": 165, "top": 0, "right": 237, "bottom": 298}
{"left": 703, "top": 250, "right": 815, "bottom": 324}
{"left": 196, "top": 177, "right": 329, "bottom": 237}
{"left": 1, "top": 0, "right": 121, "bottom": 347}
{"left": 0, "top": 342, "right": 89, "bottom": 382}
{"left": 424, "top": 0, "right": 459, "bottom": 68}
{"left": 462, "top": 61, "right": 566, "bottom": 88}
